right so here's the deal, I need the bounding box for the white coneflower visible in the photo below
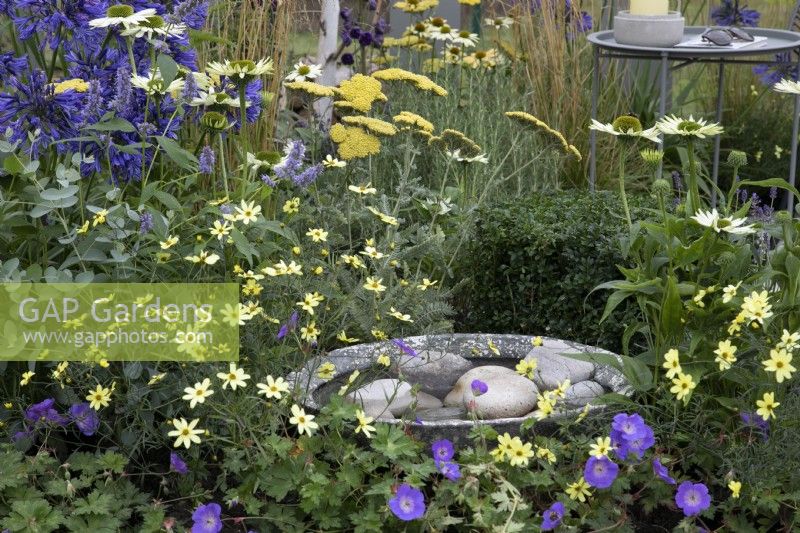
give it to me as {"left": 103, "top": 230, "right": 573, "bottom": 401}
{"left": 120, "top": 15, "right": 186, "bottom": 39}
{"left": 589, "top": 116, "right": 661, "bottom": 143}
{"left": 452, "top": 30, "right": 479, "bottom": 48}
{"left": 656, "top": 115, "right": 724, "bottom": 139}
{"left": 130, "top": 71, "right": 185, "bottom": 96}
{"left": 446, "top": 149, "right": 489, "bottom": 164}
{"left": 206, "top": 59, "right": 274, "bottom": 81}
{"left": 285, "top": 61, "right": 323, "bottom": 83}
{"left": 485, "top": 16, "right": 514, "bottom": 29}
{"left": 427, "top": 24, "right": 458, "bottom": 41}
{"left": 774, "top": 78, "right": 800, "bottom": 95}
{"left": 691, "top": 209, "right": 756, "bottom": 235}
{"left": 191, "top": 87, "right": 245, "bottom": 108}
{"left": 89, "top": 5, "right": 156, "bottom": 29}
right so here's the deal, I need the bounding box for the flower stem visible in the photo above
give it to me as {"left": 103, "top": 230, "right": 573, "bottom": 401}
{"left": 686, "top": 140, "right": 700, "bottom": 215}
{"left": 217, "top": 133, "right": 229, "bottom": 198}
{"left": 619, "top": 152, "right": 631, "bottom": 229}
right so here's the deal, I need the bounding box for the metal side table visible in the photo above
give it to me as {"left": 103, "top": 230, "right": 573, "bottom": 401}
{"left": 588, "top": 27, "right": 800, "bottom": 211}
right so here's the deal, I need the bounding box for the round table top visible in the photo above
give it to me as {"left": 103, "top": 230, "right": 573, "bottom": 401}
{"left": 588, "top": 27, "right": 800, "bottom": 58}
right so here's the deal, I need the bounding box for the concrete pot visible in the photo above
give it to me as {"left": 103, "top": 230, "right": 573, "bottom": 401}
{"left": 614, "top": 11, "right": 685, "bottom": 48}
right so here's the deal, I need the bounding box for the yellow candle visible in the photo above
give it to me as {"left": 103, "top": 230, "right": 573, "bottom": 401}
{"left": 629, "top": 0, "right": 669, "bottom": 15}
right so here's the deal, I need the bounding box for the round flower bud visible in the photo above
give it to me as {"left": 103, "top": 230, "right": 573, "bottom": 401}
{"left": 775, "top": 211, "right": 792, "bottom": 224}
{"left": 200, "top": 111, "right": 229, "bottom": 131}
{"left": 727, "top": 150, "right": 748, "bottom": 168}
{"left": 652, "top": 178, "right": 672, "bottom": 196}
{"left": 640, "top": 148, "right": 664, "bottom": 170}
{"left": 715, "top": 251, "right": 736, "bottom": 266}
{"left": 106, "top": 4, "right": 134, "bottom": 17}
{"left": 612, "top": 115, "right": 643, "bottom": 133}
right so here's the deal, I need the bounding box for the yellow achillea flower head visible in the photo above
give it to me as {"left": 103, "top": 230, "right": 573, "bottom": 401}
{"left": 341, "top": 115, "right": 398, "bottom": 136}
{"left": 428, "top": 129, "right": 482, "bottom": 158}
{"left": 505, "top": 111, "right": 582, "bottom": 161}
{"left": 334, "top": 74, "right": 387, "bottom": 113}
{"left": 284, "top": 80, "right": 335, "bottom": 98}
{"left": 393, "top": 111, "right": 435, "bottom": 134}
{"left": 53, "top": 78, "right": 90, "bottom": 94}
{"left": 458, "top": 0, "right": 481, "bottom": 4}
{"left": 394, "top": 0, "right": 439, "bottom": 13}
{"left": 371, "top": 68, "right": 448, "bottom": 96}
{"left": 383, "top": 35, "right": 426, "bottom": 48}
{"left": 330, "top": 124, "right": 382, "bottom": 160}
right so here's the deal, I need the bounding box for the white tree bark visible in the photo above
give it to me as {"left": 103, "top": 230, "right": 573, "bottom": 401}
{"left": 314, "top": 0, "right": 340, "bottom": 129}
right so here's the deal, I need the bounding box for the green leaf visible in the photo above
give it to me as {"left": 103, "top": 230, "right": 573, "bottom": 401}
{"left": 156, "top": 54, "right": 179, "bottom": 86}
{"left": 737, "top": 178, "right": 800, "bottom": 201}
{"left": 3, "top": 499, "right": 64, "bottom": 533}
{"left": 660, "top": 275, "right": 683, "bottom": 341}
{"left": 230, "top": 227, "right": 259, "bottom": 266}
{"left": 84, "top": 117, "right": 136, "bottom": 133}
{"left": 3, "top": 153, "right": 26, "bottom": 175}
{"left": 153, "top": 190, "right": 182, "bottom": 211}
{"left": 155, "top": 136, "right": 198, "bottom": 171}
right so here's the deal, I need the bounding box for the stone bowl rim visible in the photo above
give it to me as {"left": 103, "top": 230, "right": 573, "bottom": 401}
{"left": 285, "top": 333, "right": 633, "bottom": 430}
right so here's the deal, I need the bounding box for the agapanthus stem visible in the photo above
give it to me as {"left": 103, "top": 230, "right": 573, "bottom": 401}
{"left": 619, "top": 153, "right": 632, "bottom": 230}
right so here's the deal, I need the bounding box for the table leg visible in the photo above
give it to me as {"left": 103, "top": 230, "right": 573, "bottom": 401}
{"left": 590, "top": 46, "right": 600, "bottom": 192}
{"left": 658, "top": 52, "right": 669, "bottom": 178}
{"left": 789, "top": 91, "right": 800, "bottom": 214}
{"left": 711, "top": 63, "right": 725, "bottom": 208}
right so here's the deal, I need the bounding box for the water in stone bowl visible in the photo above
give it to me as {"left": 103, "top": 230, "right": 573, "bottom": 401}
{"left": 285, "top": 334, "right": 632, "bottom": 445}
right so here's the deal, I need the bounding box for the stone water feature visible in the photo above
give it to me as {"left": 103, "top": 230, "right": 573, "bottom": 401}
{"left": 286, "top": 334, "right": 631, "bottom": 444}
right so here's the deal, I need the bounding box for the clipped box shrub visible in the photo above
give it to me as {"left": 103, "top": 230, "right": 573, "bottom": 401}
{"left": 454, "top": 191, "right": 650, "bottom": 352}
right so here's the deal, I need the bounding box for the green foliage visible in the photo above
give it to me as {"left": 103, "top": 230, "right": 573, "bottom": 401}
{"left": 455, "top": 190, "right": 652, "bottom": 352}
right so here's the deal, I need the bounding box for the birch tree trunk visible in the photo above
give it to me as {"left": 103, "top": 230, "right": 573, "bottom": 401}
{"left": 314, "top": 0, "right": 340, "bottom": 130}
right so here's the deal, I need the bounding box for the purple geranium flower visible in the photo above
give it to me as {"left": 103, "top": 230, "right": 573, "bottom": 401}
{"left": 740, "top": 411, "right": 770, "bottom": 440}
{"left": 541, "top": 501, "right": 565, "bottom": 531}
{"left": 277, "top": 311, "right": 299, "bottom": 340}
{"left": 69, "top": 402, "right": 99, "bottom": 436}
{"left": 392, "top": 338, "right": 417, "bottom": 357}
{"left": 431, "top": 439, "right": 454, "bottom": 462}
{"left": 25, "top": 398, "right": 67, "bottom": 426}
{"left": 616, "top": 423, "right": 655, "bottom": 461}
{"left": 584, "top": 456, "right": 619, "bottom": 489}
{"left": 437, "top": 461, "right": 461, "bottom": 481}
{"left": 191, "top": 502, "right": 222, "bottom": 533}
{"left": 470, "top": 379, "right": 488, "bottom": 396}
{"left": 388, "top": 484, "right": 426, "bottom": 521}
{"left": 675, "top": 481, "right": 711, "bottom": 517}
{"left": 611, "top": 413, "right": 647, "bottom": 441}
{"left": 652, "top": 458, "right": 676, "bottom": 485}
{"left": 170, "top": 452, "right": 189, "bottom": 475}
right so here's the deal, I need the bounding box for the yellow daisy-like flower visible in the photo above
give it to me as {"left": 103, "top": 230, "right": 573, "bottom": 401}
{"left": 184, "top": 250, "right": 220, "bottom": 265}
{"left": 740, "top": 290, "right": 773, "bottom": 326}
{"left": 334, "top": 74, "right": 387, "bottom": 113}
{"left": 494, "top": 433, "right": 514, "bottom": 461}
{"left": 366, "top": 206, "right": 399, "bottom": 226}
{"left": 363, "top": 277, "right": 387, "bottom": 293}
{"left": 316, "top": 362, "right": 336, "bottom": 380}
{"left": 662, "top": 349, "right": 682, "bottom": 379}
{"left": 372, "top": 68, "right": 448, "bottom": 96}
{"left": 534, "top": 394, "right": 555, "bottom": 420}
{"left": 589, "top": 436, "right": 612, "bottom": 458}
{"left": 330, "top": 123, "right": 382, "bottom": 161}
{"left": 86, "top": 384, "right": 112, "bottom": 410}
{"left": 216, "top": 363, "right": 250, "bottom": 390}
{"left": 306, "top": 228, "right": 328, "bottom": 242}
{"left": 536, "top": 445, "right": 557, "bottom": 464}
{"left": 148, "top": 373, "right": 167, "bottom": 385}
{"left": 670, "top": 372, "right": 696, "bottom": 401}
{"left": 728, "top": 480, "right": 741, "bottom": 499}
{"left": 168, "top": 417, "right": 204, "bottom": 449}
{"left": 777, "top": 329, "right": 800, "bottom": 351}
{"left": 20, "top": 371, "right": 35, "bottom": 386}
{"left": 756, "top": 392, "right": 779, "bottom": 420}
{"left": 515, "top": 359, "right": 537, "bottom": 379}
{"left": 182, "top": 378, "right": 214, "bottom": 409}
{"left": 416, "top": 278, "right": 438, "bottom": 291}
{"left": 354, "top": 409, "right": 376, "bottom": 438}
{"left": 714, "top": 340, "right": 738, "bottom": 371}
{"left": 566, "top": 477, "right": 592, "bottom": 502}
{"left": 283, "top": 197, "right": 300, "bottom": 214}
{"left": 297, "top": 292, "right": 325, "bottom": 315}
{"left": 722, "top": 282, "right": 741, "bottom": 303}
{"left": 377, "top": 353, "right": 391, "bottom": 366}
{"left": 337, "top": 330, "right": 361, "bottom": 344}
{"left": 76, "top": 221, "right": 90, "bottom": 234}
{"left": 341, "top": 254, "right": 366, "bottom": 269}
{"left": 762, "top": 348, "right": 796, "bottom": 383}
{"left": 338, "top": 370, "right": 361, "bottom": 395}
{"left": 256, "top": 375, "right": 289, "bottom": 400}
{"left": 92, "top": 209, "right": 109, "bottom": 227}
{"left": 388, "top": 307, "right": 413, "bottom": 322}
{"left": 348, "top": 183, "right": 377, "bottom": 195}
{"left": 531, "top": 336, "right": 543, "bottom": 347}
{"left": 289, "top": 404, "right": 319, "bottom": 436}
{"left": 301, "top": 321, "right": 320, "bottom": 342}
{"left": 508, "top": 439, "right": 534, "bottom": 467}
{"left": 372, "top": 328, "right": 388, "bottom": 340}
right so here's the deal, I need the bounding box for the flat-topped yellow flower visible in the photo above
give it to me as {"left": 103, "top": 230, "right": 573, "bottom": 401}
{"left": 168, "top": 417, "right": 204, "bottom": 449}
{"left": 428, "top": 128, "right": 482, "bottom": 158}
{"left": 53, "top": 78, "right": 90, "bottom": 94}
{"left": 393, "top": 111, "right": 435, "bottom": 133}
{"left": 330, "top": 124, "right": 381, "bottom": 160}
{"left": 763, "top": 349, "right": 795, "bottom": 383}
{"left": 334, "top": 74, "right": 387, "bottom": 113}
{"left": 284, "top": 80, "right": 335, "bottom": 98}
{"left": 372, "top": 68, "right": 448, "bottom": 96}
{"left": 394, "top": 0, "right": 439, "bottom": 13}
{"left": 341, "top": 115, "right": 398, "bottom": 136}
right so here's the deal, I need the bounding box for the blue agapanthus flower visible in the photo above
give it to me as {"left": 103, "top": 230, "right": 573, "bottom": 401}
{"left": 169, "top": 0, "right": 209, "bottom": 30}
{"left": 0, "top": 53, "right": 29, "bottom": 79}
{"left": 13, "top": 0, "right": 109, "bottom": 48}
{"left": 711, "top": 1, "right": 760, "bottom": 28}
{"left": 0, "top": 70, "right": 85, "bottom": 157}
{"left": 753, "top": 53, "right": 798, "bottom": 86}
